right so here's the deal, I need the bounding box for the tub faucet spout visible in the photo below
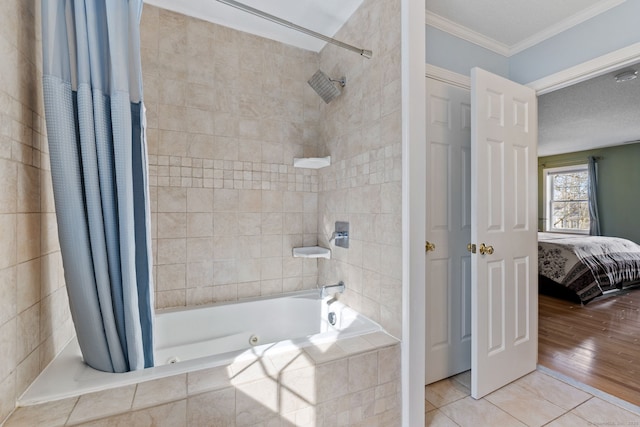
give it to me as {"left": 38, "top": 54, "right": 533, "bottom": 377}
{"left": 320, "top": 281, "right": 345, "bottom": 298}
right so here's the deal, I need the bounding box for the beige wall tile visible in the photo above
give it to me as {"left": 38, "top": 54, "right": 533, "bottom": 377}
{"left": 67, "top": 385, "right": 136, "bottom": 425}
{"left": 235, "top": 378, "right": 279, "bottom": 426}
{"left": 260, "top": 257, "right": 282, "bottom": 281}
{"left": 187, "top": 366, "right": 231, "bottom": 395}
{"left": 132, "top": 374, "right": 187, "bottom": 410}
{"left": 186, "top": 284, "right": 213, "bottom": 306}
{"left": 187, "top": 188, "right": 213, "bottom": 213}
{"left": 0, "top": 318, "right": 17, "bottom": 381}
{"left": 156, "top": 238, "right": 186, "bottom": 266}
{"left": 212, "top": 283, "right": 237, "bottom": 302}
{"left": 16, "top": 213, "right": 40, "bottom": 263}
{"left": 316, "top": 358, "right": 349, "bottom": 403}
{"left": 0, "top": 266, "right": 17, "bottom": 326}
{"left": 77, "top": 400, "right": 188, "bottom": 427}
{"left": 3, "top": 396, "right": 77, "bottom": 427}
{"left": 348, "top": 351, "right": 378, "bottom": 393}
{"left": 155, "top": 289, "right": 186, "bottom": 309}
{"left": 186, "top": 261, "right": 213, "bottom": 288}
{"left": 16, "top": 303, "right": 39, "bottom": 361}
{"left": 17, "top": 164, "right": 39, "bottom": 213}
{"left": 0, "top": 158, "right": 17, "bottom": 213}
{"left": 40, "top": 212, "right": 59, "bottom": 255}
{"left": 156, "top": 264, "right": 186, "bottom": 291}
{"left": 39, "top": 288, "right": 71, "bottom": 344}
{"left": 0, "top": 1, "right": 70, "bottom": 414}
{"left": 157, "top": 212, "right": 186, "bottom": 239}
{"left": 157, "top": 187, "right": 186, "bottom": 213}
{"left": 213, "top": 260, "right": 237, "bottom": 285}
{"left": 213, "top": 188, "right": 239, "bottom": 212}
{"left": 0, "top": 372, "right": 16, "bottom": 423}
{"left": 280, "top": 366, "right": 316, "bottom": 414}
{"left": 261, "top": 235, "right": 282, "bottom": 258}
{"left": 0, "top": 214, "right": 17, "bottom": 270}
{"left": 187, "top": 388, "right": 236, "bottom": 427}
{"left": 212, "top": 212, "right": 238, "bottom": 236}
{"left": 15, "top": 348, "right": 39, "bottom": 396}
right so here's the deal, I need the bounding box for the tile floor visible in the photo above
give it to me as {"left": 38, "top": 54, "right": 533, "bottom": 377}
{"left": 425, "top": 370, "right": 640, "bottom": 426}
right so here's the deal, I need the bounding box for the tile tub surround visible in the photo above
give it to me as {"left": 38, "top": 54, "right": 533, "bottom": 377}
{"left": 4, "top": 332, "right": 401, "bottom": 426}
{"left": 142, "top": 0, "right": 404, "bottom": 343}
{"left": 317, "top": 0, "right": 403, "bottom": 338}
{"left": 0, "top": 0, "right": 74, "bottom": 423}
{"left": 141, "top": 5, "right": 325, "bottom": 310}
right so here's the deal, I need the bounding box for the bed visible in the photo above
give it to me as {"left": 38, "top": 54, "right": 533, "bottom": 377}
{"left": 538, "top": 232, "right": 640, "bottom": 303}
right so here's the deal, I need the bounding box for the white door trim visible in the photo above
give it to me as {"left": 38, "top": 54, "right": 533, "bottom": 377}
{"left": 402, "top": 0, "right": 426, "bottom": 425}
{"left": 426, "top": 42, "right": 640, "bottom": 96}
{"left": 526, "top": 42, "right": 640, "bottom": 95}
{"left": 414, "top": 34, "right": 640, "bottom": 427}
{"left": 426, "top": 63, "right": 470, "bottom": 89}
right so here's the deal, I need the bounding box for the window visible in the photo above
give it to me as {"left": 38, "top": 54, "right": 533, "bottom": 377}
{"left": 543, "top": 165, "right": 590, "bottom": 233}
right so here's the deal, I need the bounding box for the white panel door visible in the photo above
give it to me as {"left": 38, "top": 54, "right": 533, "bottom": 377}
{"left": 471, "top": 68, "right": 538, "bottom": 399}
{"left": 425, "top": 78, "right": 472, "bottom": 384}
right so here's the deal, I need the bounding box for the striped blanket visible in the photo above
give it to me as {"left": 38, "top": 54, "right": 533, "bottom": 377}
{"left": 538, "top": 232, "right": 640, "bottom": 303}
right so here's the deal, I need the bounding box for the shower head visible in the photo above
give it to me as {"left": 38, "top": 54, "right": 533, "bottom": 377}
{"left": 308, "top": 70, "right": 346, "bottom": 104}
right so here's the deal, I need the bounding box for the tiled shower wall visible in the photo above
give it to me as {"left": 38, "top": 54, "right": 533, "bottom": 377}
{"left": 140, "top": 6, "right": 325, "bottom": 308}
{"left": 141, "top": 2, "right": 404, "bottom": 341}
{"left": 0, "top": 1, "right": 73, "bottom": 423}
{"left": 318, "top": 0, "right": 403, "bottom": 338}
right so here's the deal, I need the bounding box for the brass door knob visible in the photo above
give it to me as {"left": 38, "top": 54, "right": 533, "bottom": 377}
{"left": 425, "top": 241, "right": 436, "bottom": 252}
{"left": 479, "top": 243, "right": 494, "bottom": 255}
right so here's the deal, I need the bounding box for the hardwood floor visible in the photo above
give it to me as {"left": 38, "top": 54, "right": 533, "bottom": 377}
{"left": 538, "top": 290, "right": 640, "bottom": 406}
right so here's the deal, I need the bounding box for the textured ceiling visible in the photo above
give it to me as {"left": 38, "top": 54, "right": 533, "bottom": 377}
{"left": 539, "top": 64, "right": 640, "bottom": 156}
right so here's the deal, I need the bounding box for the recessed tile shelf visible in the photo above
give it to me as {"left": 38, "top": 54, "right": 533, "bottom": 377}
{"left": 293, "top": 156, "right": 331, "bottom": 169}
{"left": 292, "top": 246, "right": 331, "bottom": 259}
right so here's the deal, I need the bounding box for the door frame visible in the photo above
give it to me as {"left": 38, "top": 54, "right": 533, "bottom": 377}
{"left": 425, "top": 42, "right": 640, "bottom": 93}
{"left": 408, "top": 44, "right": 640, "bottom": 422}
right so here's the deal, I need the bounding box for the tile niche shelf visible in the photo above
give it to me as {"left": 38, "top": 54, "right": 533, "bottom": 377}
{"left": 293, "top": 156, "right": 331, "bottom": 169}
{"left": 292, "top": 246, "right": 331, "bottom": 259}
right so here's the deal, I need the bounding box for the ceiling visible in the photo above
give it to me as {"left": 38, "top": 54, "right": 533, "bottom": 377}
{"left": 538, "top": 65, "right": 640, "bottom": 156}
{"left": 425, "top": 0, "right": 638, "bottom": 156}
{"left": 144, "top": 0, "right": 363, "bottom": 52}
{"left": 424, "top": 0, "right": 624, "bottom": 54}
{"left": 144, "top": 0, "right": 637, "bottom": 156}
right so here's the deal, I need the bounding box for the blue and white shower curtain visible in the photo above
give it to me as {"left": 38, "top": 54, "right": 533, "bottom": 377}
{"left": 41, "top": 0, "right": 154, "bottom": 372}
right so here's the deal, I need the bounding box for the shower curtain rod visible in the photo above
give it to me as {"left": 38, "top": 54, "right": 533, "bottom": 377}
{"left": 215, "top": 0, "right": 373, "bottom": 58}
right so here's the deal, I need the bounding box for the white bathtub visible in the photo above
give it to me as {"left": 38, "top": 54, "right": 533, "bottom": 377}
{"left": 19, "top": 290, "right": 381, "bottom": 406}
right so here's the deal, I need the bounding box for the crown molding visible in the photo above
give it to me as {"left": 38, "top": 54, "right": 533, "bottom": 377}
{"left": 426, "top": 0, "right": 627, "bottom": 57}
{"left": 425, "top": 11, "right": 510, "bottom": 57}
{"left": 509, "top": 0, "right": 628, "bottom": 55}
{"left": 425, "top": 64, "right": 470, "bottom": 89}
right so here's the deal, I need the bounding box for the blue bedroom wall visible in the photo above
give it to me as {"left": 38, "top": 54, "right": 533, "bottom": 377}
{"left": 425, "top": 25, "right": 509, "bottom": 78}
{"left": 509, "top": 0, "right": 640, "bottom": 84}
